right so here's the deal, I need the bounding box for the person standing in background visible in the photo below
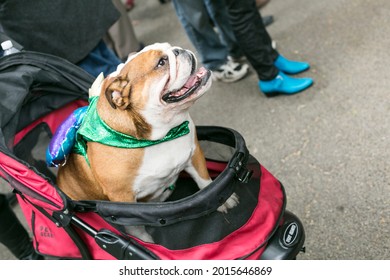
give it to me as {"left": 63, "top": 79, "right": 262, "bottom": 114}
{"left": 172, "top": 0, "right": 249, "bottom": 83}
{"left": 105, "top": 0, "right": 145, "bottom": 61}
{"left": 0, "top": 0, "right": 122, "bottom": 77}
{"left": 224, "top": 0, "right": 313, "bottom": 96}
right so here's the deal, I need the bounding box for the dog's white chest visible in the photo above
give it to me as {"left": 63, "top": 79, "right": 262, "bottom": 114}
{"left": 133, "top": 132, "right": 195, "bottom": 201}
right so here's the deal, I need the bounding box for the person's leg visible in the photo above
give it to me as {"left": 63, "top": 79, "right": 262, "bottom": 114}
{"left": 172, "top": 0, "right": 249, "bottom": 83}
{"left": 224, "top": 0, "right": 278, "bottom": 81}
{"left": 172, "top": 0, "right": 228, "bottom": 70}
{"left": 105, "top": 0, "right": 143, "bottom": 61}
{"left": 224, "top": 0, "right": 313, "bottom": 95}
{"left": 77, "top": 40, "right": 122, "bottom": 77}
{"left": 204, "top": 0, "right": 243, "bottom": 60}
{"left": 0, "top": 194, "right": 43, "bottom": 259}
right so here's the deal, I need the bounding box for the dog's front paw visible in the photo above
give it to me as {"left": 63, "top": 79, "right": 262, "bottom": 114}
{"left": 125, "top": 225, "right": 154, "bottom": 243}
{"left": 217, "top": 192, "right": 239, "bottom": 213}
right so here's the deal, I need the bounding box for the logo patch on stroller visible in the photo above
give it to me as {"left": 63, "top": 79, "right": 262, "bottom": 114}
{"left": 282, "top": 222, "right": 298, "bottom": 247}
{"left": 39, "top": 226, "right": 54, "bottom": 238}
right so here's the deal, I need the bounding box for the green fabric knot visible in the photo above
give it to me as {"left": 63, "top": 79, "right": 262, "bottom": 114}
{"left": 73, "top": 96, "right": 190, "bottom": 165}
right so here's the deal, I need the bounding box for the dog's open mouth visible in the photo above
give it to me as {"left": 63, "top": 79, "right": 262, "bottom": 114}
{"left": 162, "top": 67, "right": 211, "bottom": 103}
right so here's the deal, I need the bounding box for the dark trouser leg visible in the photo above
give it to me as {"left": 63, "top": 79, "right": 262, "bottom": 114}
{"left": 204, "top": 0, "right": 244, "bottom": 59}
{"left": 0, "top": 194, "right": 34, "bottom": 259}
{"left": 224, "top": 0, "right": 279, "bottom": 80}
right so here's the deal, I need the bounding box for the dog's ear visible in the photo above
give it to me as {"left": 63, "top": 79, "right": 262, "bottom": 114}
{"left": 89, "top": 73, "right": 104, "bottom": 98}
{"left": 104, "top": 76, "right": 132, "bottom": 109}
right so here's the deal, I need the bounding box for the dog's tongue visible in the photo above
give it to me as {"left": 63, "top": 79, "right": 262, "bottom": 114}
{"left": 183, "top": 76, "right": 197, "bottom": 89}
{"left": 183, "top": 67, "right": 207, "bottom": 89}
{"left": 163, "top": 67, "right": 210, "bottom": 102}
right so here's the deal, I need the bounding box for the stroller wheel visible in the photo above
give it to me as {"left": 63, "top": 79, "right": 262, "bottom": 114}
{"left": 260, "top": 210, "right": 305, "bottom": 260}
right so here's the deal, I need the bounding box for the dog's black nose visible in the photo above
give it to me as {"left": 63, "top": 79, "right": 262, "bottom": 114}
{"left": 172, "top": 48, "right": 183, "bottom": 56}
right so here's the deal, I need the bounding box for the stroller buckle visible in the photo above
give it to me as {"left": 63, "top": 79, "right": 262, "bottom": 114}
{"left": 237, "top": 168, "right": 253, "bottom": 183}
{"left": 229, "top": 152, "right": 253, "bottom": 183}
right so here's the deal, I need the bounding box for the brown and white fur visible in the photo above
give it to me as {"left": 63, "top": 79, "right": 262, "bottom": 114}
{"left": 57, "top": 43, "right": 238, "bottom": 240}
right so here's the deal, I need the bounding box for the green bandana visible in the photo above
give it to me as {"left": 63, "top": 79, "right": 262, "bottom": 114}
{"left": 73, "top": 96, "right": 190, "bottom": 165}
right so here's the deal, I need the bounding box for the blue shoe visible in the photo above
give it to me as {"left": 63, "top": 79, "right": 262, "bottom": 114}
{"left": 258, "top": 71, "right": 313, "bottom": 97}
{"left": 274, "top": 55, "right": 310, "bottom": 74}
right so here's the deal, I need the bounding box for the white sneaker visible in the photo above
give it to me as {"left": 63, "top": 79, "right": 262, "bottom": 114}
{"left": 212, "top": 60, "right": 249, "bottom": 83}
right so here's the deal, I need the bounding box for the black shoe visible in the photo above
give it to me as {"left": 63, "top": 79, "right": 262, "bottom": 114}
{"left": 262, "top": 15, "right": 274, "bottom": 27}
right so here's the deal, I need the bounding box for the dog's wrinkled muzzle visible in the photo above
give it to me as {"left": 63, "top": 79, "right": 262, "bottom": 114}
{"left": 162, "top": 67, "right": 211, "bottom": 103}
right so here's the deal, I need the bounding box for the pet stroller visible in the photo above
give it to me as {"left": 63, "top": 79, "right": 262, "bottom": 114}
{"left": 0, "top": 50, "right": 305, "bottom": 260}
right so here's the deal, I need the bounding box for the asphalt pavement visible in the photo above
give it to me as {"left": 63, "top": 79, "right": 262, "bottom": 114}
{"left": 1, "top": 0, "right": 389, "bottom": 260}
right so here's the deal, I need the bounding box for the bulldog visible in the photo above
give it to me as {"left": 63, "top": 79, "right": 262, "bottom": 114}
{"left": 57, "top": 43, "right": 239, "bottom": 222}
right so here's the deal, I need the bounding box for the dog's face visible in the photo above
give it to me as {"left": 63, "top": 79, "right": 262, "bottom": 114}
{"left": 100, "top": 43, "right": 211, "bottom": 124}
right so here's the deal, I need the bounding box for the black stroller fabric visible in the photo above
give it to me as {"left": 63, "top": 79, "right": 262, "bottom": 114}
{"left": 0, "top": 51, "right": 93, "bottom": 150}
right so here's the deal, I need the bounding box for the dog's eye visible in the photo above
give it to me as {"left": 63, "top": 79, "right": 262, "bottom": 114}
{"left": 156, "top": 56, "right": 168, "bottom": 68}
